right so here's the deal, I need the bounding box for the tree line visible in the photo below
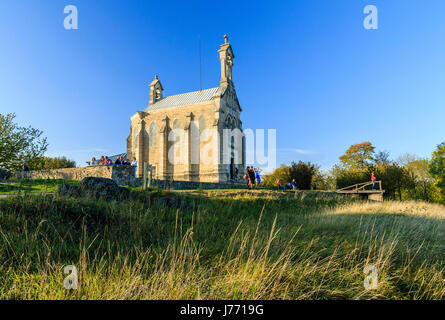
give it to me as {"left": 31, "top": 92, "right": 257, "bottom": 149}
{"left": 1, "top": 112, "right": 444, "bottom": 203}
{"left": 0, "top": 113, "right": 76, "bottom": 177}
{"left": 263, "top": 141, "right": 445, "bottom": 203}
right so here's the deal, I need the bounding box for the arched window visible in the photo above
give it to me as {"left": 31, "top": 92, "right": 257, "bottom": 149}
{"left": 132, "top": 123, "right": 140, "bottom": 148}
{"left": 198, "top": 115, "right": 206, "bottom": 132}
{"left": 149, "top": 122, "right": 157, "bottom": 147}
{"left": 173, "top": 118, "right": 181, "bottom": 130}
{"left": 198, "top": 115, "right": 209, "bottom": 143}
{"left": 172, "top": 119, "right": 182, "bottom": 143}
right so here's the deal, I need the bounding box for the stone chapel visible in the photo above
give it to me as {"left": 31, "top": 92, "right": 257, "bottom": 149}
{"left": 127, "top": 35, "right": 246, "bottom": 182}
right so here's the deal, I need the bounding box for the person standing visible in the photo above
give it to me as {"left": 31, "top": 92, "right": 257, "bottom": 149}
{"left": 131, "top": 157, "right": 138, "bottom": 177}
{"left": 244, "top": 167, "right": 250, "bottom": 189}
{"left": 371, "top": 172, "right": 377, "bottom": 190}
{"left": 291, "top": 179, "right": 297, "bottom": 190}
{"left": 22, "top": 162, "right": 29, "bottom": 172}
{"left": 248, "top": 167, "right": 256, "bottom": 189}
{"left": 21, "top": 162, "right": 30, "bottom": 179}
{"left": 276, "top": 178, "right": 281, "bottom": 191}
{"left": 255, "top": 168, "right": 261, "bottom": 188}
{"left": 115, "top": 156, "right": 123, "bottom": 165}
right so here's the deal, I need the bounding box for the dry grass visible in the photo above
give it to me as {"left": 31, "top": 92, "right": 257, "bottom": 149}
{"left": 0, "top": 192, "right": 444, "bottom": 300}
{"left": 330, "top": 200, "right": 445, "bottom": 219}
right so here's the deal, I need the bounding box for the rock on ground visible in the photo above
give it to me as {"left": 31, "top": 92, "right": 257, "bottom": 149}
{"left": 58, "top": 177, "right": 130, "bottom": 201}
{"left": 157, "top": 196, "right": 193, "bottom": 209}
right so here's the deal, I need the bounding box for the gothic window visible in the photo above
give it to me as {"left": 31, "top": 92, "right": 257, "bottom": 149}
{"left": 198, "top": 115, "right": 206, "bottom": 132}
{"left": 149, "top": 121, "right": 157, "bottom": 147}
{"left": 198, "top": 114, "right": 210, "bottom": 144}
{"left": 173, "top": 119, "right": 182, "bottom": 143}
{"left": 173, "top": 118, "right": 181, "bottom": 129}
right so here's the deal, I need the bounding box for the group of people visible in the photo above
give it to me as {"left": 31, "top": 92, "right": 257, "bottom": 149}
{"left": 276, "top": 178, "right": 298, "bottom": 191}
{"left": 244, "top": 166, "right": 261, "bottom": 189}
{"left": 90, "top": 156, "right": 137, "bottom": 167}
{"left": 275, "top": 179, "right": 318, "bottom": 191}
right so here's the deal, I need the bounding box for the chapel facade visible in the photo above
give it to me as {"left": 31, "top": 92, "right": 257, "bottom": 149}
{"left": 127, "top": 36, "right": 245, "bottom": 182}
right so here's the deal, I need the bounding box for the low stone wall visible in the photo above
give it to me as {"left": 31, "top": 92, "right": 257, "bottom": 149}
{"left": 14, "top": 165, "right": 245, "bottom": 189}
{"left": 15, "top": 165, "right": 138, "bottom": 186}
{"left": 144, "top": 179, "right": 245, "bottom": 190}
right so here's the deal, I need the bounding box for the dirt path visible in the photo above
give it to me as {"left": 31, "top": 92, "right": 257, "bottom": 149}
{"left": 0, "top": 193, "right": 55, "bottom": 199}
{"left": 174, "top": 189, "right": 348, "bottom": 201}
{"left": 0, "top": 194, "right": 20, "bottom": 199}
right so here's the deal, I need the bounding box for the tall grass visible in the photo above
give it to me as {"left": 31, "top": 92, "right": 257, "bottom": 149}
{"left": 0, "top": 192, "right": 444, "bottom": 299}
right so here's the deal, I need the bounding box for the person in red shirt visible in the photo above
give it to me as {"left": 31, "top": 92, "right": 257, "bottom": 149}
{"left": 371, "top": 172, "right": 377, "bottom": 190}
{"left": 276, "top": 178, "right": 281, "bottom": 191}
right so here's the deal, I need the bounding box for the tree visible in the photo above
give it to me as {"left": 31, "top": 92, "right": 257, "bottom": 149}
{"left": 312, "top": 169, "right": 335, "bottom": 190}
{"left": 332, "top": 165, "right": 368, "bottom": 189}
{"left": 374, "top": 163, "right": 412, "bottom": 200}
{"left": 396, "top": 153, "right": 419, "bottom": 167}
{"left": 28, "top": 156, "right": 76, "bottom": 170}
{"left": 339, "top": 142, "right": 375, "bottom": 170}
{"left": 397, "top": 155, "right": 437, "bottom": 201}
{"left": 288, "top": 161, "right": 317, "bottom": 190}
{"left": 334, "top": 142, "right": 375, "bottom": 190}
{"left": 429, "top": 142, "right": 445, "bottom": 202}
{"left": 333, "top": 145, "right": 414, "bottom": 200}
{"left": 374, "top": 150, "right": 391, "bottom": 165}
{"left": 263, "top": 165, "right": 290, "bottom": 186}
{"left": 0, "top": 113, "right": 48, "bottom": 172}
{"left": 263, "top": 161, "right": 317, "bottom": 189}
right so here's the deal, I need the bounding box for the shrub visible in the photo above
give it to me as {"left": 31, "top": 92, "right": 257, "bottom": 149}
{"left": 27, "top": 156, "right": 76, "bottom": 170}
{"left": 263, "top": 161, "right": 317, "bottom": 189}
{"left": 0, "top": 168, "right": 11, "bottom": 180}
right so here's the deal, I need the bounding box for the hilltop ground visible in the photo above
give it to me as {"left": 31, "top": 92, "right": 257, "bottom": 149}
{"left": 0, "top": 183, "right": 444, "bottom": 299}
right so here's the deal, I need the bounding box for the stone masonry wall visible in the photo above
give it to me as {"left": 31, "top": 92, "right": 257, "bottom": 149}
{"left": 15, "top": 165, "right": 244, "bottom": 189}
{"left": 15, "top": 165, "right": 138, "bottom": 186}
{"left": 139, "top": 179, "right": 245, "bottom": 190}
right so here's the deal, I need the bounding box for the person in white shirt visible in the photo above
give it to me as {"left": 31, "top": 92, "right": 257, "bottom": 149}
{"left": 131, "top": 157, "right": 137, "bottom": 177}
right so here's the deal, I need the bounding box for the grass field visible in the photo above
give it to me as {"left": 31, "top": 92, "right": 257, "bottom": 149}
{"left": 0, "top": 179, "right": 79, "bottom": 195}
{"left": 0, "top": 188, "right": 444, "bottom": 300}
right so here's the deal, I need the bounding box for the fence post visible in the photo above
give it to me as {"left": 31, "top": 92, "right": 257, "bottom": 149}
{"left": 147, "top": 165, "right": 152, "bottom": 188}
{"left": 143, "top": 162, "right": 148, "bottom": 190}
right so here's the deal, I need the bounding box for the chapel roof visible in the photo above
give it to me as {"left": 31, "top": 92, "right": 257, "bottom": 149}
{"left": 145, "top": 87, "right": 219, "bottom": 111}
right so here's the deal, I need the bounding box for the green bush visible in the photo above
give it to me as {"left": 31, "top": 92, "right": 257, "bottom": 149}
{"left": 263, "top": 161, "right": 317, "bottom": 189}
{"left": 28, "top": 156, "right": 76, "bottom": 170}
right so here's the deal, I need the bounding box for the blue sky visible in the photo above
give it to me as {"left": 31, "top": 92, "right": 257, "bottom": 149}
{"left": 1, "top": 0, "right": 444, "bottom": 170}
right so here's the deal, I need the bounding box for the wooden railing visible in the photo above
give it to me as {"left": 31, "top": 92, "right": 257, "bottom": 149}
{"left": 336, "top": 180, "right": 383, "bottom": 193}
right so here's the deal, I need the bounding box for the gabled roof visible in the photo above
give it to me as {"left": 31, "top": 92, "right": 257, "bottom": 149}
{"left": 145, "top": 87, "right": 219, "bottom": 111}
{"left": 149, "top": 75, "right": 163, "bottom": 90}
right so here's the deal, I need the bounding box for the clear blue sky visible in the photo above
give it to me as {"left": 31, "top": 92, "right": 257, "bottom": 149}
{"left": 1, "top": 0, "right": 444, "bottom": 170}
